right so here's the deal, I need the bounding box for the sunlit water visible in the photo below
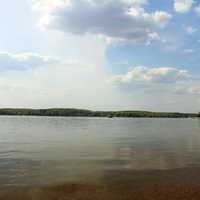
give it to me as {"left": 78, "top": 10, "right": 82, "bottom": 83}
{"left": 0, "top": 116, "right": 200, "bottom": 186}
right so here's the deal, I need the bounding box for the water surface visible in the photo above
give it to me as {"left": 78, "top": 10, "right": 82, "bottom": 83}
{"left": 0, "top": 116, "right": 200, "bottom": 186}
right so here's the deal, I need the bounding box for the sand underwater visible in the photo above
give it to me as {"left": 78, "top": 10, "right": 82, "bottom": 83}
{"left": 1, "top": 167, "right": 200, "bottom": 200}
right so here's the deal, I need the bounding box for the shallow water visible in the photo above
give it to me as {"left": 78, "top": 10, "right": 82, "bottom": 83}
{"left": 0, "top": 116, "right": 200, "bottom": 186}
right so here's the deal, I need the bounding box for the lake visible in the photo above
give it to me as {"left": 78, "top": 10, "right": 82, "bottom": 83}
{"left": 0, "top": 116, "right": 200, "bottom": 187}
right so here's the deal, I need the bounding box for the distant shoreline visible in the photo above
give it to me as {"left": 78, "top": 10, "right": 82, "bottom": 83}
{"left": 0, "top": 108, "right": 198, "bottom": 118}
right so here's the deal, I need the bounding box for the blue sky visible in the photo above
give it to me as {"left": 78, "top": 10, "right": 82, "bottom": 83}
{"left": 0, "top": 0, "right": 200, "bottom": 112}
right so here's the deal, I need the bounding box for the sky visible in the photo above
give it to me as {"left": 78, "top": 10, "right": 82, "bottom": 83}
{"left": 0, "top": 0, "right": 200, "bottom": 112}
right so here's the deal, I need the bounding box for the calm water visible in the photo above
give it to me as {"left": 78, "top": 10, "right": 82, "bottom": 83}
{"left": 0, "top": 116, "right": 200, "bottom": 186}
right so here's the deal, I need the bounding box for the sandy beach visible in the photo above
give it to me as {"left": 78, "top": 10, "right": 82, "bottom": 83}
{"left": 1, "top": 167, "right": 200, "bottom": 200}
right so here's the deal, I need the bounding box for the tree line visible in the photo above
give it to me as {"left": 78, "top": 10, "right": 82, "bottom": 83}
{"left": 0, "top": 108, "right": 198, "bottom": 118}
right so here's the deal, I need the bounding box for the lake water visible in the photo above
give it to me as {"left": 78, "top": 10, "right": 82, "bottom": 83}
{"left": 0, "top": 116, "right": 200, "bottom": 186}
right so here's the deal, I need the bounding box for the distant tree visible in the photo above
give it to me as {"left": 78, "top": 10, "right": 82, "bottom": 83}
{"left": 198, "top": 112, "right": 200, "bottom": 117}
{"left": 0, "top": 108, "right": 196, "bottom": 118}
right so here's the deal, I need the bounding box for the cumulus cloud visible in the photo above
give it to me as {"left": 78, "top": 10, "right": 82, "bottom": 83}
{"left": 110, "top": 66, "right": 189, "bottom": 84}
{"left": 109, "top": 66, "right": 200, "bottom": 103}
{"left": 174, "top": 0, "right": 194, "bottom": 13}
{"left": 0, "top": 51, "right": 119, "bottom": 110}
{"left": 195, "top": 5, "right": 200, "bottom": 16}
{"left": 183, "top": 48, "right": 195, "bottom": 54}
{"left": 184, "top": 26, "right": 197, "bottom": 34}
{"left": 0, "top": 52, "right": 65, "bottom": 71}
{"left": 174, "top": 85, "right": 200, "bottom": 95}
{"left": 32, "top": 0, "right": 70, "bottom": 10}
{"left": 0, "top": 51, "right": 199, "bottom": 112}
{"left": 35, "top": 0, "right": 171, "bottom": 44}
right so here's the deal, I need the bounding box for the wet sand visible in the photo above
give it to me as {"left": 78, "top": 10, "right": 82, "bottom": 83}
{"left": 1, "top": 167, "right": 200, "bottom": 200}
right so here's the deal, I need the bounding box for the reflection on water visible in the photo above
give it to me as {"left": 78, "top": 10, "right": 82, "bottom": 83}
{"left": 0, "top": 116, "right": 200, "bottom": 186}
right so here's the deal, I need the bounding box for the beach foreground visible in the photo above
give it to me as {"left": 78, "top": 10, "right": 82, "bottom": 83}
{"left": 1, "top": 184, "right": 200, "bottom": 200}
{"left": 1, "top": 167, "right": 200, "bottom": 200}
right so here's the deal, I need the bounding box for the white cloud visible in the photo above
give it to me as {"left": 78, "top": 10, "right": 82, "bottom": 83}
{"left": 174, "top": 0, "right": 194, "bottom": 13}
{"left": 110, "top": 66, "right": 189, "bottom": 84}
{"left": 174, "top": 85, "right": 200, "bottom": 95}
{"left": 109, "top": 65, "right": 200, "bottom": 108}
{"left": 194, "top": 5, "right": 200, "bottom": 16}
{"left": 0, "top": 52, "right": 65, "bottom": 71}
{"left": 31, "top": 0, "right": 71, "bottom": 10}
{"left": 0, "top": 51, "right": 119, "bottom": 110}
{"left": 184, "top": 26, "right": 197, "bottom": 34}
{"left": 189, "top": 87, "right": 200, "bottom": 95}
{"left": 183, "top": 48, "right": 195, "bottom": 54}
{"left": 34, "top": 0, "right": 171, "bottom": 44}
{"left": 152, "top": 11, "right": 172, "bottom": 28}
{"left": 0, "top": 51, "right": 199, "bottom": 112}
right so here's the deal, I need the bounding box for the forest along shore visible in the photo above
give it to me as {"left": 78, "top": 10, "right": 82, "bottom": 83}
{"left": 0, "top": 108, "right": 198, "bottom": 118}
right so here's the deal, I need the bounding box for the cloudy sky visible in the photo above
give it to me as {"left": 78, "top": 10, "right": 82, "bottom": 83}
{"left": 0, "top": 0, "right": 200, "bottom": 112}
